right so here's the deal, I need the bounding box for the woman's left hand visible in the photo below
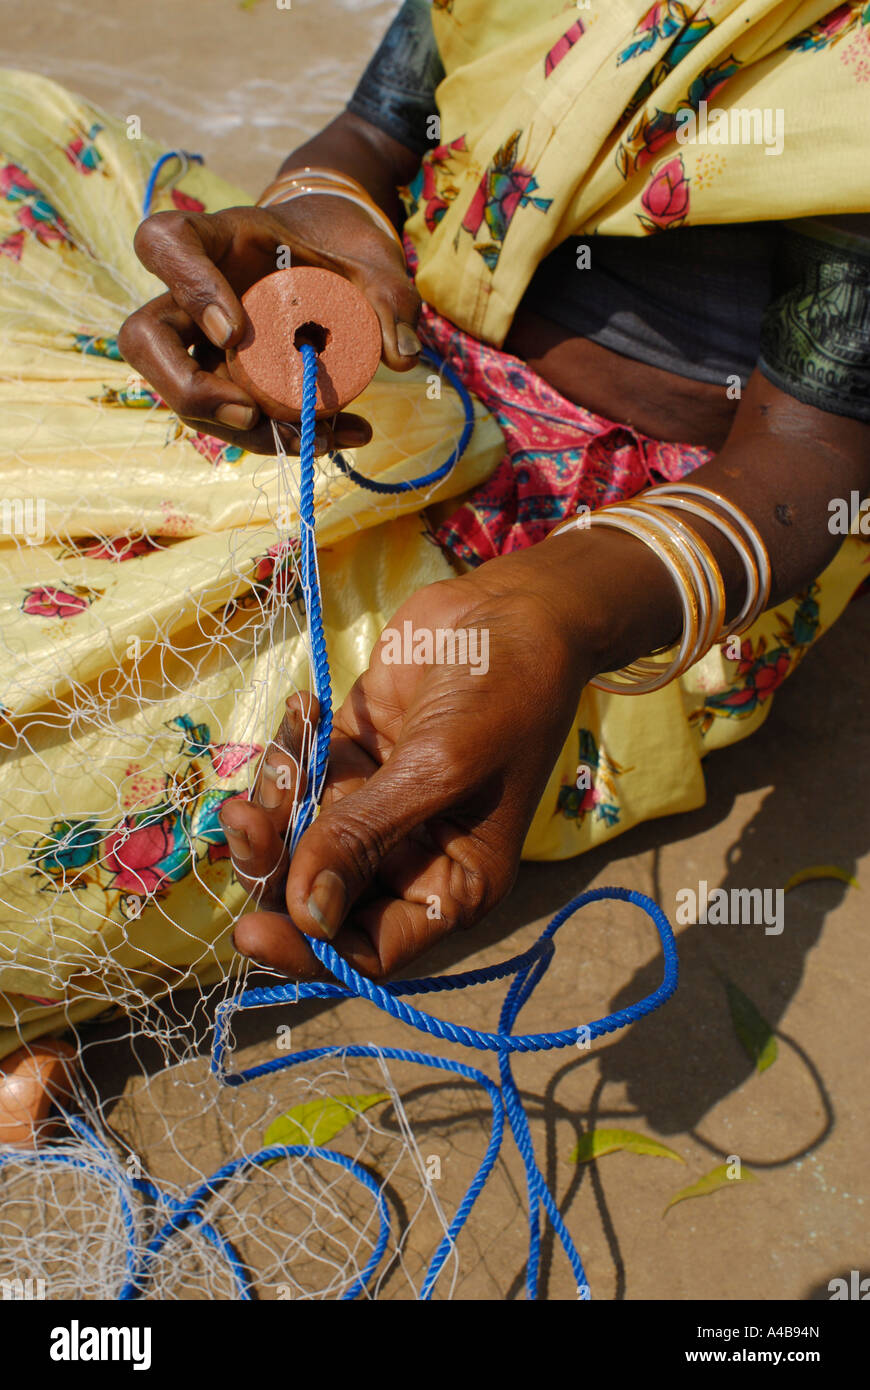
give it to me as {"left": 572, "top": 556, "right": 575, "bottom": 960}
{"left": 219, "top": 542, "right": 599, "bottom": 981}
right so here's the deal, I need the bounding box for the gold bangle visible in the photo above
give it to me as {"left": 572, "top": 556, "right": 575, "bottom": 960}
{"left": 631, "top": 499, "right": 726, "bottom": 657}
{"left": 620, "top": 520, "right": 702, "bottom": 678}
{"left": 549, "top": 505, "right": 703, "bottom": 682}
{"left": 595, "top": 502, "right": 709, "bottom": 675}
{"left": 639, "top": 492, "right": 759, "bottom": 640}
{"left": 645, "top": 483, "right": 771, "bottom": 633}
{"left": 257, "top": 166, "right": 360, "bottom": 207}
{"left": 579, "top": 508, "right": 702, "bottom": 692}
{"left": 257, "top": 168, "right": 404, "bottom": 249}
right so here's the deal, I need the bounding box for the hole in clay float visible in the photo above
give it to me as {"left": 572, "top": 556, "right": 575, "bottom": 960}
{"left": 294, "top": 321, "right": 331, "bottom": 355}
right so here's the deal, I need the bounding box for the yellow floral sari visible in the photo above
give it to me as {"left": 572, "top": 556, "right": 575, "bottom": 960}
{"left": 409, "top": 0, "right": 870, "bottom": 343}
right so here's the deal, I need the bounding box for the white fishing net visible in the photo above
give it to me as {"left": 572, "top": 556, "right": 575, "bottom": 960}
{"left": 0, "top": 72, "right": 505, "bottom": 1300}
{"left": 0, "top": 1037, "right": 468, "bottom": 1301}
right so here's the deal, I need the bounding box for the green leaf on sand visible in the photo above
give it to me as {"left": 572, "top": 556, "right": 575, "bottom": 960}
{"left": 570, "top": 1128, "right": 684, "bottom": 1165}
{"left": 664, "top": 1163, "right": 756, "bottom": 1214}
{"left": 264, "top": 1093, "right": 389, "bottom": 1158}
{"left": 784, "top": 864, "right": 858, "bottom": 893}
{"left": 725, "top": 978, "right": 778, "bottom": 1072}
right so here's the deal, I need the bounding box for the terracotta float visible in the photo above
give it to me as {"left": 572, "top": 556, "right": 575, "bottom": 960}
{"left": 0, "top": 1039, "right": 78, "bottom": 1145}
{"left": 226, "top": 266, "right": 381, "bottom": 420}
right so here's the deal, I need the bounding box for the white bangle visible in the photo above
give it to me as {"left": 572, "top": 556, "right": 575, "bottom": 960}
{"left": 549, "top": 500, "right": 733, "bottom": 693}
{"left": 628, "top": 501, "right": 726, "bottom": 663}
{"left": 259, "top": 183, "right": 403, "bottom": 249}
{"left": 573, "top": 508, "right": 700, "bottom": 694}
{"left": 605, "top": 504, "right": 714, "bottom": 673}
{"left": 645, "top": 483, "right": 771, "bottom": 632}
{"left": 284, "top": 166, "right": 363, "bottom": 190}
{"left": 640, "top": 492, "right": 758, "bottom": 637}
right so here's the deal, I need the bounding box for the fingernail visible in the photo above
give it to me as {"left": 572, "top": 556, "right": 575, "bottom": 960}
{"left": 223, "top": 825, "right": 253, "bottom": 862}
{"left": 203, "top": 303, "right": 233, "bottom": 348}
{"left": 396, "top": 323, "right": 421, "bottom": 357}
{"left": 216, "top": 402, "right": 256, "bottom": 430}
{"left": 307, "top": 869, "right": 345, "bottom": 939}
{"left": 314, "top": 434, "right": 330, "bottom": 454}
{"left": 259, "top": 759, "right": 287, "bottom": 810}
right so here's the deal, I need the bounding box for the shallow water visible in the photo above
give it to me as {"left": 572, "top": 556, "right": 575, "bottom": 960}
{"left": 7, "top": 0, "right": 401, "bottom": 191}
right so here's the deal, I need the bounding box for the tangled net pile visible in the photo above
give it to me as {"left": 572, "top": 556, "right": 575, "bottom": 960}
{"left": 0, "top": 143, "right": 678, "bottom": 1300}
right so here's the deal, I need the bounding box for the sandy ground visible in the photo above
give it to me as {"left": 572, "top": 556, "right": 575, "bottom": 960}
{"left": 6, "top": 0, "right": 869, "bottom": 1301}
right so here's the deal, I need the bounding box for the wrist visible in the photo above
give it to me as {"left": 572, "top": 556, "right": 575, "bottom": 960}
{"left": 267, "top": 191, "right": 401, "bottom": 259}
{"left": 276, "top": 113, "right": 419, "bottom": 225}
{"left": 527, "top": 525, "right": 685, "bottom": 676}
{"left": 259, "top": 169, "right": 404, "bottom": 252}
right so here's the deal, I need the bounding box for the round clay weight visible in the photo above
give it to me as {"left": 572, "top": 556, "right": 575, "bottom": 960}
{"left": 0, "top": 1039, "right": 78, "bottom": 1144}
{"left": 226, "top": 266, "right": 382, "bottom": 421}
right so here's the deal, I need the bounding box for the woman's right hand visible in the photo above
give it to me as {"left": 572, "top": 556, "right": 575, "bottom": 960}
{"left": 118, "top": 194, "right": 422, "bottom": 455}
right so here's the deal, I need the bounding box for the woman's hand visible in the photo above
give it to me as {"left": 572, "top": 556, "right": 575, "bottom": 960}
{"left": 118, "top": 195, "right": 421, "bottom": 455}
{"left": 219, "top": 542, "right": 601, "bottom": 981}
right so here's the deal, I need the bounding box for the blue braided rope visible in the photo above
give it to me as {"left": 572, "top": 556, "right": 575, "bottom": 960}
{"left": 217, "top": 888, "right": 677, "bottom": 1057}
{"left": 212, "top": 934, "right": 555, "bottom": 1025}
{"left": 119, "top": 1143, "right": 391, "bottom": 1302}
{"left": 141, "top": 150, "right": 204, "bottom": 218}
{"left": 495, "top": 943, "right": 583, "bottom": 1297}
{"left": 289, "top": 341, "right": 333, "bottom": 849}
{"left": 210, "top": 1041, "right": 506, "bottom": 1301}
{"left": 130, "top": 1177, "right": 253, "bottom": 1301}
{"left": 331, "top": 345, "right": 474, "bottom": 493}
{"left": 228, "top": 888, "right": 677, "bottom": 1056}
{"left": 208, "top": 889, "right": 676, "bottom": 1299}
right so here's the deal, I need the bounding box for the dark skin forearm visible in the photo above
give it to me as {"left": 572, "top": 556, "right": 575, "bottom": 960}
{"left": 221, "top": 303, "right": 870, "bottom": 983}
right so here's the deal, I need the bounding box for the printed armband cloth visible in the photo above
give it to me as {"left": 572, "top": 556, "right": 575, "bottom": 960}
{"left": 346, "top": 0, "right": 444, "bottom": 158}
{"left": 759, "top": 219, "right": 870, "bottom": 424}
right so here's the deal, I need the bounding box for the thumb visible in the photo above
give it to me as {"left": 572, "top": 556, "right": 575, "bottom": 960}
{"left": 285, "top": 744, "right": 454, "bottom": 942}
{"left": 351, "top": 248, "right": 422, "bottom": 374}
